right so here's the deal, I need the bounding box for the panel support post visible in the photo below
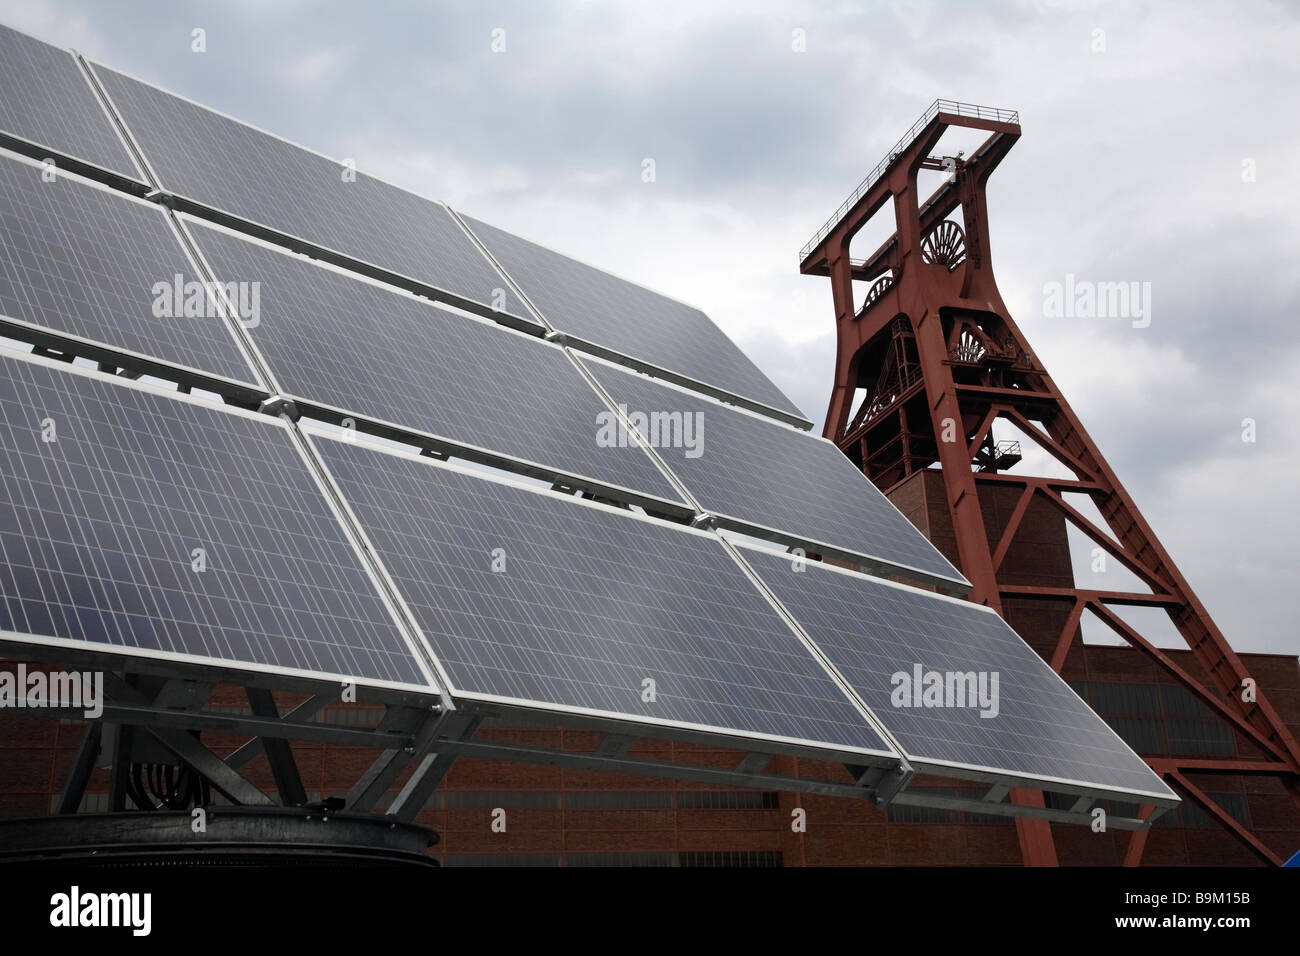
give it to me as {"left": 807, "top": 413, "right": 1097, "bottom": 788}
{"left": 246, "top": 687, "right": 308, "bottom": 807}
{"left": 56, "top": 722, "right": 102, "bottom": 814}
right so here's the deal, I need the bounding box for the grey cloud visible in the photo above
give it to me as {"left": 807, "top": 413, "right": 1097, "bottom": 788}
{"left": 2, "top": 0, "right": 1296, "bottom": 656}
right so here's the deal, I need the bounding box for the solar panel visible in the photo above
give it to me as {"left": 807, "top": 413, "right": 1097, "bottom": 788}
{"left": 0, "top": 153, "right": 261, "bottom": 387}
{"left": 309, "top": 429, "right": 895, "bottom": 757}
{"left": 185, "top": 218, "right": 686, "bottom": 509}
{"left": 0, "top": 352, "right": 432, "bottom": 691}
{"left": 89, "top": 63, "right": 537, "bottom": 325}
{"left": 0, "top": 24, "right": 141, "bottom": 182}
{"left": 739, "top": 544, "right": 1178, "bottom": 801}
{"left": 580, "top": 355, "right": 968, "bottom": 591}
{"left": 458, "top": 213, "right": 809, "bottom": 425}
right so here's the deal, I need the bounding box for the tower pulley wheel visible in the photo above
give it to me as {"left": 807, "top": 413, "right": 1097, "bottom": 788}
{"left": 864, "top": 270, "right": 897, "bottom": 307}
{"left": 921, "top": 220, "right": 967, "bottom": 269}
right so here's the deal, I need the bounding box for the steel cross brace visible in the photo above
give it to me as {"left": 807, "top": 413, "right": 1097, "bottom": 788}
{"left": 223, "top": 694, "right": 331, "bottom": 770}
{"left": 246, "top": 687, "right": 308, "bottom": 807}
{"left": 54, "top": 669, "right": 454, "bottom": 812}
{"left": 102, "top": 673, "right": 273, "bottom": 807}
{"left": 346, "top": 703, "right": 450, "bottom": 812}
{"left": 386, "top": 713, "right": 483, "bottom": 822}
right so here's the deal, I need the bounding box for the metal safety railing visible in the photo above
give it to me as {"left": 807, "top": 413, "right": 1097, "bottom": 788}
{"left": 798, "top": 99, "right": 1019, "bottom": 262}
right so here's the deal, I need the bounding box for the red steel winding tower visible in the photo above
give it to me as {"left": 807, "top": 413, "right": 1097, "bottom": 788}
{"left": 799, "top": 100, "right": 1300, "bottom": 866}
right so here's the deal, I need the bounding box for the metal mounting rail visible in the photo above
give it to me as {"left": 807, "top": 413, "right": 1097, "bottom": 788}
{"left": 798, "top": 98, "right": 1020, "bottom": 263}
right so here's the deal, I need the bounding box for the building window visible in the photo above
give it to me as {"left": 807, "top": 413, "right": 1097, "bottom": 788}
{"left": 563, "top": 791, "right": 673, "bottom": 810}
{"left": 1158, "top": 792, "right": 1251, "bottom": 830}
{"left": 444, "top": 854, "right": 562, "bottom": 867}
{"left": 321, "top": 706, "right": 384, "bottom": 727}
{"left": 1160, "top": 685, "right": 1236, "bottom": 756}
{"left": 956, "top": 787, "right": 1012, "bottom": 825}
{"left": 679, "top": 851, "right": 783, "bottom": 867}
{"left": 675, "top": 791, "right": 780, "bottom": 810}
{"left": 444, "top": 791, "right": 562, "bottom": 809}
{"left": 441, "top": 790, "right": 781, "bottom": 811}
{"left": 565, "top": 853, "right": 676, "bottom": 867}
{"left": 1072, "top": 681, "right": 1236, "bottom": 758}
{"left": 886, "top": 789, "right": 959, "bottom": 823}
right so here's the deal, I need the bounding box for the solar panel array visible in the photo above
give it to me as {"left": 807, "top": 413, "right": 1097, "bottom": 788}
{"left": 460, "top": 213, "right": 807, "bottom": 423}
{"left": 0, "top": 352, "right": 429, "bottom": 690}
{"left": 581, "top": 355, "right": 967, "bottom": 589}
{"left": 0, "top": 21, "right": 1179, "bottom": 814}
{"left": 90, "top": 63, "right": 538, "bottom": 323}
{"left": 185, "top": 218, "right": 684, "bottom": 508}
{"left": 0, "top": 24, "right": 141, "bottom": 182}
{"left": 0, "top": 153, "right": 260, "bottom": 385}
{"left": 312, "top": 431, "right": 892, "bottom": 755}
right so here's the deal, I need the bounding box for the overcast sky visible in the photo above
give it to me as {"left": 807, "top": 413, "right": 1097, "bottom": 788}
{"left": 3, "top": 0, "right": 1296, "bottom": 656}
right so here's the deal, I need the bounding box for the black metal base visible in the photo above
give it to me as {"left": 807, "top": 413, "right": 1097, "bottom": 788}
{"left": 0, "top": 808, "right": 439, "bottom": 867}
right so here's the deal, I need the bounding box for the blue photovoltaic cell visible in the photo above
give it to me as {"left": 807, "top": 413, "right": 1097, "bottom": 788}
{"left": 741, "top": 545, "right": 1177, "bottom": 800}
{"left": 459, "top": 214, "right": 807, "bottom": 422}
{"left": 186, "top": 220, "right": 684, "bottom": 507}
{"left": 0, "top": 154, "right": 260, "bottom": 385}
{"left": 581, "top": 356, "right": 967, "bottom": 589}
{"left": 91, "top": 63, "right": 536, "bottom": 321}
{"left": 0, "top": 353, "right": 429, "bottom": 688}
{"left": 0, "top": 23, "right": 141, "bottom": 181}
{"left": 312, "top": 432, "right": 895, "bottom": 756}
